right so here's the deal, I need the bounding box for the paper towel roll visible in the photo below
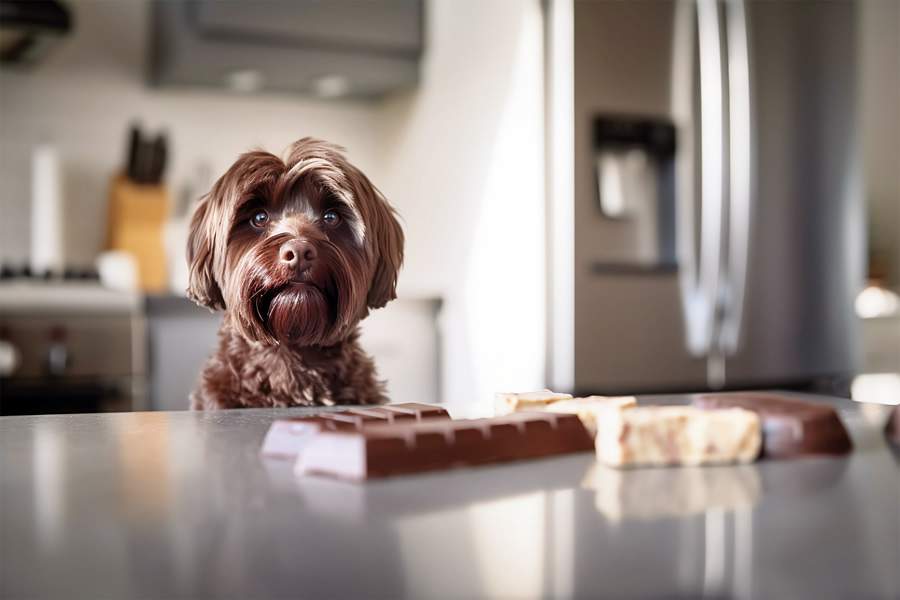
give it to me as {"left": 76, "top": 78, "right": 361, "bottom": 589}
{"left": 31, "top": 144, "right": 65, "bottom": 274}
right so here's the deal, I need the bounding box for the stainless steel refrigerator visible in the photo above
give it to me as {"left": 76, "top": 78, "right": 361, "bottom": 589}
{"left": 546, "top": 0, "right": 864, "bottom": 394}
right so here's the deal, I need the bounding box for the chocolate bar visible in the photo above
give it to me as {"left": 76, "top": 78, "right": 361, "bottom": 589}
{"left": 694, "top": 393, "right": 852, "bottom": 458}
{"left": 595, "top": 406, "right": 761, "bottom": 468}
{"left": 261, "top": 403, "right": 450, "bottom": 458}
{"left": 295, "top": 412, "right": 594, "bottom": 480}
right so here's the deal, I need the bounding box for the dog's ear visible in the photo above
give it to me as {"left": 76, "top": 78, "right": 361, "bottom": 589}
{"left": 186, "top": 194, "right": 225, "bottom": 310}
{"left": 186, "top": 150, "right": 284, "bottom": 310}
{"left": 366, "top": 189, "right": 405, "bottom": 309}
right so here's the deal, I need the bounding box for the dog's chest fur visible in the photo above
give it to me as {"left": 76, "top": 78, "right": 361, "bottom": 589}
{"left": 191, "top": 323, "right": 386, "bottom": 409}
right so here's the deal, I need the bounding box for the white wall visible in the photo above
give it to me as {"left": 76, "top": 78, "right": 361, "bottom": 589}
{"left": 0, "top": 0, "right": 548, "bottom": 411}
{"left": 375, "top": 0, "right": 546, "bottom": 413}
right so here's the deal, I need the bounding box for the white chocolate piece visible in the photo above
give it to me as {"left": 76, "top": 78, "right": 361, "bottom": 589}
{"left": 494, "top": 390, "right": 572, "bottom": 416}
{"left": 595, "top": 406, "right": 761, "bottom": 468}
{"left": 261, "top": 420, "right": 322, "bottom": 458}
{"left": 545, "top": 395, "right": 637, "bottom": 434}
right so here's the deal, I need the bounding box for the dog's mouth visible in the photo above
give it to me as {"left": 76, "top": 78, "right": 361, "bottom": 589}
{"left": 254, "top": 281, "right": 334, "bottom": 345}
{"left": 237, "top": 238, "right": 362, "bottom": 347}
{"left": 256, "top": 285, "right": 281, "bottom": 324}
{"left": 256, "top": 282, "right": 315, "bottom": 320}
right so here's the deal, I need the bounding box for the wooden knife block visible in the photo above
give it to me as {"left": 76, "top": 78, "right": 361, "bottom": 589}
{"left": 106, "top": 175, "right": 170, "bottom": 292}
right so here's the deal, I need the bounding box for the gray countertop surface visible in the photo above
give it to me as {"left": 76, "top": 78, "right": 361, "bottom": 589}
{"left": 2, "top": 393, "right": 898, "bottom": 599}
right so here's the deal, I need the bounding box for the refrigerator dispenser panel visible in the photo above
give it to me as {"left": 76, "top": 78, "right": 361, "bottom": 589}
{"left": 593, "top": 115, "right": 678, "bottom": 271}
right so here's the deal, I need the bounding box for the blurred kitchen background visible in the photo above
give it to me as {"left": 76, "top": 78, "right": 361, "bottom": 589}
{"left": 0, "top": 0, "right": 897, "bottom": 415}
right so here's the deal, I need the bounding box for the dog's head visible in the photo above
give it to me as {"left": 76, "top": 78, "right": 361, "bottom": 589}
{"left": 186, "top": 138, "right": 403, "bottom": 348}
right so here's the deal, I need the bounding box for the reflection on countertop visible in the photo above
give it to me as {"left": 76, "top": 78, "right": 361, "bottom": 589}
{"left": 582, "top": 462, "right": 762, "bottom": 522}
{"left": 1, "top": 398, "right": 899, "bottom": 598}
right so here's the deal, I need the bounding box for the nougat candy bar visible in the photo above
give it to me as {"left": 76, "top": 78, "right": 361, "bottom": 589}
{"left": 494, "top": 390, "right": 572, "bottom": 416}
{"left": 595, "top": 406, "right": 761, "bottom": 468}
{"left": 545, "top": 395, "right": 637, "bottom": 434}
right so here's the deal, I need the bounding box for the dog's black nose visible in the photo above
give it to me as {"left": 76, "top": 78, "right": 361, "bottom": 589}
{"left": 279, "top": 239, "right": 317, "bottom": 271}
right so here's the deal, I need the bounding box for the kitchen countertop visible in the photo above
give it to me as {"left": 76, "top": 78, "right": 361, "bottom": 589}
{"left": 1, "top": 394, "right": 898, "bottom": 599}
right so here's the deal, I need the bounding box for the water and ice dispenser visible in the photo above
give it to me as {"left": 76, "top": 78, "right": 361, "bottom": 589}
{"left": 593, "top": 115, "right": 678, "bottom": 271}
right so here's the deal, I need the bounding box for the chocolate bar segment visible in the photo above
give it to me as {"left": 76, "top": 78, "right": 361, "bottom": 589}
{"left": 261, "top": 403, "right": 450, "bottom": 458}
{"left": 694, "top": 393, "right": 852, "bottom": 458}
{"left": 295, "top": 412, "right": 594, "bottom": 480}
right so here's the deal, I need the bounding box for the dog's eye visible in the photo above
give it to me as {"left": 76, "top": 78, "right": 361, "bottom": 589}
{"left": 250, "top": 210, "right": 269, "bottom": 229}
{"left": 322, "top": 209, "right": 341, "bottom": 227}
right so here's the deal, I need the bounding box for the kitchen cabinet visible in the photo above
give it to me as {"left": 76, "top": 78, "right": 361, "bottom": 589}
{"left": 150, "top": 0, "right": 423, "bottom": 98}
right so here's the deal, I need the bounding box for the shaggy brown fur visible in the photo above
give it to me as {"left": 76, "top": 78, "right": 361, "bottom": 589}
{"left": 186, "top": 138, "right": 403, "bottom": 409}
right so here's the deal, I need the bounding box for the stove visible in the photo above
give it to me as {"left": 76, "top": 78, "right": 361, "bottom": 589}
{"left": 0, "top": 281, "right": 146, "bottom": 415}
{"left": 0, "top": 263, "right": 100, "bottom": 282}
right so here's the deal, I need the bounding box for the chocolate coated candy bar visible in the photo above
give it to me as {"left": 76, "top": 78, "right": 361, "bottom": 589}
{"left": 694, "top": 393, "right": 852, "bottom": 458}
{"left": 261, "top": 403, "right": 450, "bottom": 458}
{"left": 595, "top": 406, "right": 761, "bottom": 468}
{"left": 295, "top": 412, "right": 594, "bottom": 480}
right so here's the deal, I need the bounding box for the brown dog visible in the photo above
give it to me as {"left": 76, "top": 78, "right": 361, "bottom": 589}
{"left": 186, "top": 138, "right": 403, "bottom": 409}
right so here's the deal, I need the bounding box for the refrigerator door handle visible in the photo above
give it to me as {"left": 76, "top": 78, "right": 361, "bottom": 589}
{"left": 674, "top": 0, "right": 727, "bottom": 358}
{"left": 721, "top": 0, "right": 753, "bottom": 356}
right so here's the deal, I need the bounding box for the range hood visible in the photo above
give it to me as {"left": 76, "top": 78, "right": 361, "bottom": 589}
{"left": 0, "top": 0, "right": 72, "bottom": 67}
{"left": 150, "top": 0, "right": 423, "bottom": 99}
